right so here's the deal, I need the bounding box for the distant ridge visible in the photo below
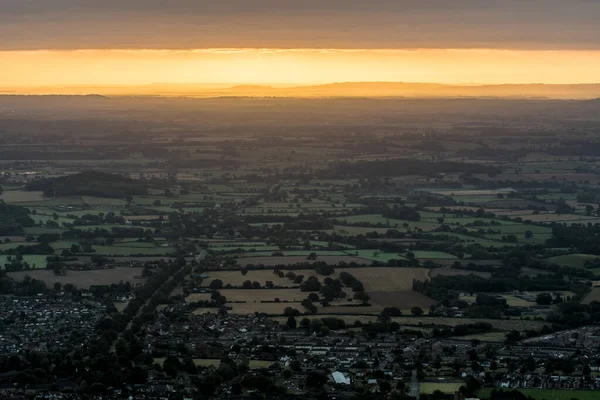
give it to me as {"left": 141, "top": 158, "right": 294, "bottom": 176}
{"left": 2, "top": 82, "right": 600, "bottom": 99}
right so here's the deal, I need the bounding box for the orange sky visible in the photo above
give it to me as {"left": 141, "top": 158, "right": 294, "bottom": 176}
{"left": 3, "top": 49, "right": 600, "bottom": 88}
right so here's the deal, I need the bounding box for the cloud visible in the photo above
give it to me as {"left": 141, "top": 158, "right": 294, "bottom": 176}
{"left": 1, "top": 0, "right": 599, "bottom": 50}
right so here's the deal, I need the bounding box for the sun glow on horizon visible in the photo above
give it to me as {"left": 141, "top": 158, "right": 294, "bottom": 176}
{"left": 3, "top": 48, "right": 600, "bottom": 90}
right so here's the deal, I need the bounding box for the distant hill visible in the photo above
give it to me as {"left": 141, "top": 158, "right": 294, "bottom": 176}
{"left": 25, "top": 171, "right": 148, "bottom": 199}
{"left": 3, "top": 82, "right": 600, "bottom": 99}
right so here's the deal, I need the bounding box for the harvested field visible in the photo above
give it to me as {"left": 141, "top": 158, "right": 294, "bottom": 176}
{"left": 198, "top": 267, "right": 434, "bottom": 314}
{"left": 196, "top": 302, "right": 385, "bottom": 316}
{"left": 581, "top": 287, "right": 600, "bottom": 305}
{"left": 348, "top": 267, "right": 430, "bottom": 291}
{"left": 369, "top": 290, "right": 436, "bottom": 309}
{"left": 200, "top": 269, "right": 328, "bottom": 288}
{"left": 195, "top": 303, "right": 291, "bottom": 315}
{"left": 220, "top": 289, "right": 325, "bottom": 303}
{"left": 7, "top": 267, "right": 146, "bottom": 288}
{"left": 1, "top": 190, "right": 46, "bottom": 203}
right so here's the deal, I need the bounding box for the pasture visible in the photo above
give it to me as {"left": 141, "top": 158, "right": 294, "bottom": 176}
{"left": 0, "top": 255, "right": 48, "bottom": 269}
{"left": 545, "top": 254, "right": 599, "bottom": 269}
{"left": 420, "top": 382, "right": 464, "bottom": 394}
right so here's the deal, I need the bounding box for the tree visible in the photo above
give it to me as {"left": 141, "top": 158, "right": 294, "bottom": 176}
{"left": 504, "top": 330, "right": 521, "bottom": 345}
{"left": 308, "top": 292, "right": 320, "bottom": 302}
{"left": 536, "top": 293, "right": 553, "bottom": 305}
{"left": 411, "top": 306, "right": 424, "bottom": 316}
{"left": 53, "top": 282, "right": 62, "bottom": 292}
{"left": 525, "top": 230, "right": 533, "bottom": 239}
{"left": 586, "top": 204, "right": 594, "bottom": 216}
{"left": 301, "top": 299, "right": 317, "bottom": 314}
{"left": 379, "top": 380, "right": 392, "bottom": 393}
{"left": 353, "top": 291, "right": 370, "bottom": 303}
{"left": 284, "top": 307, "right": 301, "bottom": 316}
{"left": 208, "top": 279, "right": 223, "bottom": 289}
{"left": 287, "top": 316, "right": 297, "bottom": 329}
{"left": 306, "top": 371, "right": 327, "bottom": 388}
{"left": 583, "top": 363, "right": 591, "bottom": 376}
{"left": 241, "top": 266, "right": 249, "bottom": 276}
{"left": 115, "top": 338, "right": 130, "bottom": 357}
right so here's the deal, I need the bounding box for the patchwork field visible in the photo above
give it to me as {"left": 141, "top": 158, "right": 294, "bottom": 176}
{"left": 196, "top": 267, "right": 434, "bottom": 315}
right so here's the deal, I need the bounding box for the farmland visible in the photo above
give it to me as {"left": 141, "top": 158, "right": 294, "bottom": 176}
{"left": 3, "top": 95, "right": 600, "bottom": 398}
{"left": 7, "top": 267, "right": 146, "bottom": 287}
{"left": 197, "top": 267, "right": 433, "bottom": 314}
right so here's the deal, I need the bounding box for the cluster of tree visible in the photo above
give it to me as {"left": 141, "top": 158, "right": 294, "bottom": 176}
{"left": 413, "top": 274, "right": 570, "bottom": 301}
{"left": 300, "top": 276, "right": 321, "bottom": 292}
{"left": 339, "top": 271, "right": 365, "bottom": 292}
{"left": 0, "top": 271, "right": 49, "bottom": 296}
{"left": 313, "top": 263, "right": 335, "bottom": 276}
{"left": 0, "top": 202, "right": 35, "bottom": 235}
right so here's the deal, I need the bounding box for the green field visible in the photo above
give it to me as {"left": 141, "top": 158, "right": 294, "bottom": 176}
{"left": 0, "top": 255, "right": 48, "bottom": 269}
{"left": 413, "top": 251, "right": 458, "bottom": 260}
{"left": 545, "top": 254, "right": 600, "bottom": 269}
{"left": 478, "top": 388, "right": 600, "bottom": 400}
{"left": 421, "top": 382, "right": 463, "bottom": 394}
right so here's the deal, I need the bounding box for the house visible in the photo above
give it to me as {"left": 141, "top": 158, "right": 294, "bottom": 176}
{"left": 331, "top": 371, "right": 351, "bottom": 385}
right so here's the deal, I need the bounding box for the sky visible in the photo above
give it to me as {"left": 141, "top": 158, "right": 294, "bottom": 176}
{"left": 2, "top": 0, "right": 600, "bottom": 88}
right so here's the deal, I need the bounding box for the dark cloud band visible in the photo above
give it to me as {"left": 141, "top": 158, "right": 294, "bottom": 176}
{"left": 1, "top": 0, "right": 598, "bottom": 50}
